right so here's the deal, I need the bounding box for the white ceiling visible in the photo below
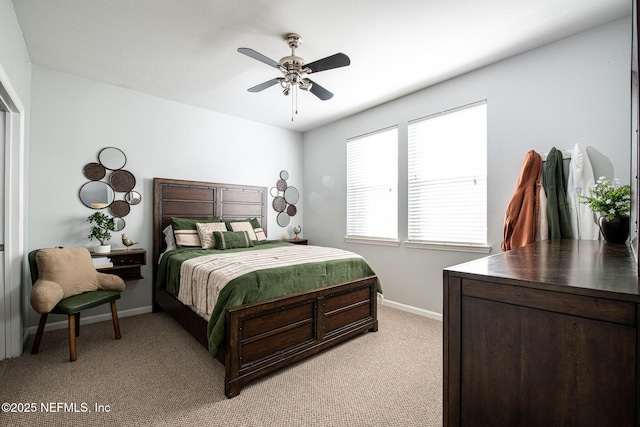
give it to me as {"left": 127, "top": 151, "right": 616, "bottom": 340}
{"left": 11, "top": 0, "right": 632, "bottom": 133}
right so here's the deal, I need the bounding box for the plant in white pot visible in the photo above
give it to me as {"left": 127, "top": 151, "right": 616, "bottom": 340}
{"left": 87, "top": 211, "right": 116, "bottom": 253}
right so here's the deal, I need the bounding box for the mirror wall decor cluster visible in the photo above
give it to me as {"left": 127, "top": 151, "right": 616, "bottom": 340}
{"left": 271, "top": 170, "right": 299, "bottom": 227}
{"left": 79, "top": 147, "right": 141, "bottom": 231}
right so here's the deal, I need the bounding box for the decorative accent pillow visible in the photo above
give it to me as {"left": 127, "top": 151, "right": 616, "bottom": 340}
{"left": 196, "top": 222, "right": 228, "bottom": 249}
{"left": 30, "top": 247, "right": 126, "bottom": 314}
{"left": 253, "top": 227, "right": 267, "bottom": 241}
{"left": 163, "top": 225, "right": 177, "bottom": 251}
{"left": 249, "top": 218, "right": 261, "bottom": 229}
{"left": 173, "top": 229, "right": 201, "bottom": 247}
{"left": 171, "top": 217, "right": 222, "bottom": 247}
{"left": 230, "top": 221, "right": 258, "bottom": 241}
{"left": 212, "top": 231, "right": 255, "bottom": 250}
{"left": 225, "top": 218, "right": 261, "bottom": 231}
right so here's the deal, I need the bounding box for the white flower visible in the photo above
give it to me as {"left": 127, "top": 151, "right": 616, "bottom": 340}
{"left": 578, "top": 177, "right": 631, "bottom": 221}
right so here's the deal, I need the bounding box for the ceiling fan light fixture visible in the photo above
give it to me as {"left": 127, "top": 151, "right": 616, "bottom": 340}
{"left": 238, "top": 32, "right": 349, "bottom": 108}
{"left": 279, "top": 55, "right": 305, "bottom": 68}
{"left": 299, "top": 79, "right": 312, "bottom": 91}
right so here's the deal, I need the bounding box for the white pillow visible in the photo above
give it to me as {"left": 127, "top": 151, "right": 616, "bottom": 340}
{"left": 174, "top": 229, "right": 201, "bottom": 247}
{"left": 230, "top": 221, "right": 258, "bottom": 241}
{"left": 196, "top": 222, "right": 228, "bottom": 249}
{"left": 163, "top": 225, "right": 177, "bottom": 251}
{"left": 253, "top": 227, "right": 267, "bottom": 241}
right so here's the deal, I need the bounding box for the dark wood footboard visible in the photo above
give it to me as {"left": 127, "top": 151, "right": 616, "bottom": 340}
{"left": 154, "top": 276, "right": 378, "bottom": 398}
{"left": 224, "top": 275, "right": 378, "bottom": 397}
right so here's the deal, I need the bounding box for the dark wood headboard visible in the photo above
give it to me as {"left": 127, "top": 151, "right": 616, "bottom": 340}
{"left": 152, "top": 177, "right": 268, "bottom": 279}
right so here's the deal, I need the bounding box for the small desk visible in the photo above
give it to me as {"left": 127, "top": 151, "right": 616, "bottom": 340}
{"left": 91, "top": 248, "right": 147, "bottom": 281}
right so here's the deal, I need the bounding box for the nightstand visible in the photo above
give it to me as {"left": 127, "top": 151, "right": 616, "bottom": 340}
{"left": 283, "top": 239, "right": 308, "bottom": 245}
{"left": 91, "top": 248, "right": 147, "bottom": 280}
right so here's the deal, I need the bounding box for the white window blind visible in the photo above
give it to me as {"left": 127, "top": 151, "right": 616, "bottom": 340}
{"left": 408, "top": 101, "right": 487, "bottom": 245}
{"left": 347, "top": 127, "right": 398, "bottom": 240}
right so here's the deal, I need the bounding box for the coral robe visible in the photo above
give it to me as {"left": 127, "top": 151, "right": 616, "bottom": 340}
{"left": 502, "top": 150, "right": 542, "bottom": 251}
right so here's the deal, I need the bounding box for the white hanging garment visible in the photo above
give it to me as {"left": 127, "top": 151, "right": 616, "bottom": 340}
{"left": 536, "top": 174, "right": 548, "bottom": 242}
{"left": 566, "top": 143, "right": 599, "bottom": 240}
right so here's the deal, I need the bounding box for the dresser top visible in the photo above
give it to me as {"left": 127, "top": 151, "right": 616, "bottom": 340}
{"left": 445, "top": 240, "right": 640, "bottom": 299}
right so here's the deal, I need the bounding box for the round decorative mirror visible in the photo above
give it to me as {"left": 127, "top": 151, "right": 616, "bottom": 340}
{"left": 277, "top": 212, "right": 290, "bottom": 227}
{"left": 276, "top": 179, "right": 287, "bottom": 191}
{"left": 109, "top": 200, "right": 131, "bottom": 218}
{"left": 83, "top": 162, "right": 106, "bottom": 181}
{"left": 109, "top": 169, "right": 136, "bottom": 192}
{"left": 82, "top": 148, "right": 140, "bottom": 232}
{"left": 125, "top": 191, "right": 142, "bottom": 205}
{"left": 273, "top": 170, "right": 299, "bottom": 227}
{"left": 98, "top": 147, "right": 127, "bottom": 170}
{"left": 79, "top": 181, "right": 115, "bottom": 209}
{"left": 113, "top": 217, "right": 126, "bottom": 231}
{"left": 273, "top": 196, "right": 286, "bottom": 212}
{"left": 284, "top": 186, "right": 299, "bottom": 204}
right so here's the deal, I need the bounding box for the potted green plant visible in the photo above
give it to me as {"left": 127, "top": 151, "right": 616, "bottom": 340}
{"left": 578, "top": 177, "right": 631, "bottom": 243}
{"left": 87, "top": 211, "right": 116, "bottom": 253}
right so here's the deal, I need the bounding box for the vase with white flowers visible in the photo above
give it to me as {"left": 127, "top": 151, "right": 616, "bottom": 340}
{"left": 578, "top": 177, "right": 631, "bottom": 243}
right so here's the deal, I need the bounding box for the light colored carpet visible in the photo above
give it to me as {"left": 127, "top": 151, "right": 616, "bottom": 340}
{"left": 0, "top": 304, "right": 442, "bottom": 426}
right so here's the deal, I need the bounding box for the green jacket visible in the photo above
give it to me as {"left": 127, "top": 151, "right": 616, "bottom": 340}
{"left": 543, "top": 147, "right": 573, "bottom": 239}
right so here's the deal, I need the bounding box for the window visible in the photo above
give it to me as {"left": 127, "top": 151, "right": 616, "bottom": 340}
{"left": 407, "top": 101, "right": 487, "bottom": 246}
{"left": 346, "top": 127, "right": 398, "bottom": 242}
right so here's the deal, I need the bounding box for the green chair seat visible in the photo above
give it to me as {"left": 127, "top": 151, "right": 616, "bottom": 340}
{"left": 52, "top": 290, "right": 121, "bottom": 315}
{"left": 28, "top": 248, "right": 123, "bottom": 361}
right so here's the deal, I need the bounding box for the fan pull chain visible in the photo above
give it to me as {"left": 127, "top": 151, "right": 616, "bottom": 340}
{"left": 291, "top": 85, "right": 294, "bottom": 121}
{"left": 291, "top": 85, "right": 299, "bottom": 121}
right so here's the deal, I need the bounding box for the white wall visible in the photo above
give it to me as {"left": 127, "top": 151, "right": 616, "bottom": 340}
{"left": 303, "top": 17, "right": 632, "bottom": 317}
{"left": 27, "top": 67, "right": 303, "bottom": 326}
{"left": 0, "top": 0, "right": 31, "bottom": 358}
{"left": 0, "top": 0, "right": 31, "bottom": 100}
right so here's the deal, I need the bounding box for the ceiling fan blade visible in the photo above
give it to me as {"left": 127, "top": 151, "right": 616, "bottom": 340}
{"left": 307, "top": 79, "right": 333, "bottom": 100}
{"left": 238, "top": 48, "right": 280, "bottom": 68}
{"left": 306, "top": 53, "right": 350, "bottom": 73}
{"left": 248, "top": 78, "right": 281, "bottom": 93}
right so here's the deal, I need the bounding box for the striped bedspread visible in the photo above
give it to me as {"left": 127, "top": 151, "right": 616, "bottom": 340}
{"left": 178, "top": 245, "right": 364, "bottom": 318}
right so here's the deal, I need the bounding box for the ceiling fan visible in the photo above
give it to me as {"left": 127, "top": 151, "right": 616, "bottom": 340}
{"left": 238, "top": 33, "right": 350, "bottom": 101}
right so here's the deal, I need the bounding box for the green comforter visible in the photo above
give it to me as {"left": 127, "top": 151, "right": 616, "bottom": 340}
{"left": 156, "top": 241, "right": 380, "bottom": 357}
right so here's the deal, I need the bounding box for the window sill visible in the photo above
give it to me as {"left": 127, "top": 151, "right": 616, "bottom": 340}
{"left": 404, "top": 241, "right": 491, "bottom": 253}
{"left": 344, "top": 237, "right": 400, "bottom": 247}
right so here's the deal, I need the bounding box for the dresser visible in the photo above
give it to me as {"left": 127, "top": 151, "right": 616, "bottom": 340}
{"left": 443, "top": 240, "right": 640, "bottom": 426}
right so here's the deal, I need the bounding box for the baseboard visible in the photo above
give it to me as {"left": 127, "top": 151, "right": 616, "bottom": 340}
{"left": 15, "top": 299, "right": 437, "bottom": 359}
{"left": 23, "top": 298, "right": 441, "bottom": 336}
{"left": 379, "top": 295, "right": 443, "bottom": 321}
{"left": 25, "top": 306, "right": 154, "bottom": 336}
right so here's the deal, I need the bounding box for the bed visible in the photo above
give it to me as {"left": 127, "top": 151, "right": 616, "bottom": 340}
{"left": 152, "top": 177, "right": 380, "bottom": 398}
